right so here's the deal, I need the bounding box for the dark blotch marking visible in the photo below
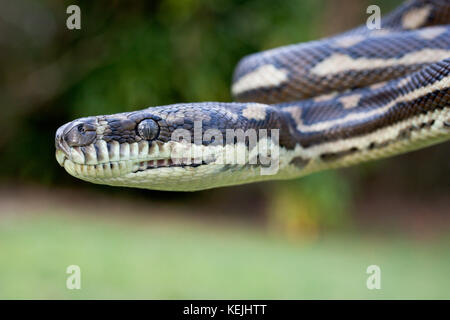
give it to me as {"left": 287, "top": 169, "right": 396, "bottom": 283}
{"left": 320, "top": 147, "right": 358, "bottom": 162}
{"left": 104, "top": 118, "right": 139, "bottom": 144}
{"left": 289, "top": 156, "right": 310, "bottom": 169}
{"left": 367, "top": 120, "right": 436, "bottom": 150}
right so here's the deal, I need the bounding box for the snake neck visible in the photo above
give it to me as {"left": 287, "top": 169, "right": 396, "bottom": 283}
{"left": 278, "top": 59, "right": 450, "bottom": 176}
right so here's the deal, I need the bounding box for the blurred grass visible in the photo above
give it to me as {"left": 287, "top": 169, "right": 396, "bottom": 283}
{"left": 0, "top": 210, "right": 449, "bottom": 299}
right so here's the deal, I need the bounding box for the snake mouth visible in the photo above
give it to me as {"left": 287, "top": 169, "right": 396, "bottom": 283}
{"left": 132, "top": 159, "right": 208, "bottom": 172}
{"left": 56, "top": 150, "right": 210, "bottom": 179}
{"left": 55, "top": 135, "right": 215, "bottom": 180}
{"left": 57, "top": 153, "right": 211, "bottom": 179}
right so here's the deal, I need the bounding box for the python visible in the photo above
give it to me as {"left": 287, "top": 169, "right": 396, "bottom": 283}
{"left": 55, "top": 0, "right": 450, "bottom": 191}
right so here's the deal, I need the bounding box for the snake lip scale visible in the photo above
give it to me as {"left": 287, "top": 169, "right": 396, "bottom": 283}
{"left": 55, "top": 0, "right": 450, "bottom": 191}
{"left": 132, "top": 160, "right": 209, "bottom": 172}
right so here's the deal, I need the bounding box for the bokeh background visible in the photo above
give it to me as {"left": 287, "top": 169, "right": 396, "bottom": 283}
{"left": 0, "top": 0, "right": 449, "bottom": 299}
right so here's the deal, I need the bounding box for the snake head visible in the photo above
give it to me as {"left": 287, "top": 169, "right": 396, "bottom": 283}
{"left": 55, "top": 103, "right": 288, "bottom": 191}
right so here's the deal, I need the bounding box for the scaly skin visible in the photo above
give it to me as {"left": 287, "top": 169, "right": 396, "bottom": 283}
{"left": 55, "top": 0, "right": 450, "bottom": 191}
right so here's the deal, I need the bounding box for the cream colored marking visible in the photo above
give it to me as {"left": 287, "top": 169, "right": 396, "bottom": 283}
{"left": 71, "top": 147, "right": 85, "bottom": 164}
{"left": 402, "top": 5, "right": 431, "bottom": 29}
{"left": 220, "top": 108, "right": 239, "bottom": 122}
{"left": 83, "top": 144, "right": 97, "bottom": 165}
{"left": 165, "top": 110, "right": 211, "bottom": 123}
{"left": 232, "top": 64, "right": 288, "bottom": 95}
{"left": 242, "top": 103, "right": 267, "bottom": 120}
{"left": 120, "top": 143, "right": 130, "bottom": 160}
{"left": 291, "top": 76, "right": 449, "bottom": 132}
{"left": 283, "top": 106, "right": 302, "bottom": 125}
{"left": 130, "top": 142, "right": 139, "bottom": 159}
{"left": 397, "top": 76, "right": 411, "bottom": 88}
{"left": 96, "top": 140, "right": 109, "bottom": 163}
{"left": 109, "top": 141, "right": 120, "bottom": 161}
{"left": 55, "top": 150, "right": 66, "bottom": 165}
{"left": 333, "top": 35, "right": 365, "bottom": 48}
{"left": 103, "top": 163, "right": 112, "bottom": 178}
{"left": 74, "top": 163, "right": 81, "bottom": 176}
{"left": 339, "top": 94, "right": 362, "bottom": 109}
{"left": 119, "top": 162, "right": 128, "bottom": 175}
{"left": 96, "top": 163, "right": 104, "bottom": 178}
{"left": 138, "top": 141, "right": 149, "bottom": 158}
{"left": 96, "top": 119, "right": 108, "bottom": 137}
{"left": 370, "top": 81, "right": 387, "bottom": 90}
{"left": 87, "top": 165, "right": 96, "bottom": 177}
{"left": 148, "top": 141, "right": 160, "bottom": 157}
{"left": 310, "top": 49, "right": 450, "bottom": 76}
{"left": 297, "top": 108, "right": 448, "bottom": 161}
{"left": 370, "top": 29, "right": 390, "bottom": 36}
{"left": 313, "top": 91, "right": 338, "bottom": 102}
{"left": 417, "top": 26, "right": 447, "bottom": 40}
{"left": 111, "top": 163, "right": 120, "bottom": 177}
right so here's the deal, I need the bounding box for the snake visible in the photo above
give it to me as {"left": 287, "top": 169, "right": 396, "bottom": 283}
{"left": 55, "top": 0, "right": 450, "bottom": 191}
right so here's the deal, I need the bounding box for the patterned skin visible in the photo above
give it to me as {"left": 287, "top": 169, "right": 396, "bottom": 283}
{"left": 55, "top": 0, "right": 450, "bottom": 191}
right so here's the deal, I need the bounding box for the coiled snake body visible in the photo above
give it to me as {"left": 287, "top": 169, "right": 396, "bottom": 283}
{"left": 56, "top": 0, "right": 450, "bottom": 191}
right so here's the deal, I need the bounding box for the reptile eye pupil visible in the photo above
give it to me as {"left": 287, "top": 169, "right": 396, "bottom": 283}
{"left": 137, "top": 119, "right": 159, "bottom": 140}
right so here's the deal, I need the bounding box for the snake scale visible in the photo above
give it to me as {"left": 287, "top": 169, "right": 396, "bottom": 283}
{"left": 55, "top": 0, "right": 450, "bottom": 191}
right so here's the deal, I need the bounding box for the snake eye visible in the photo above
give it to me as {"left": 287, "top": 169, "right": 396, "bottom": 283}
{"left": 137, "top": 119, "right": 159, "bottom": 140}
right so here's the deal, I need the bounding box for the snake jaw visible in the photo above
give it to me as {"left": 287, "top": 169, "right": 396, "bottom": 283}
{"left": 55, "top": 116, "right": 216, "bottom": 182}
{"left": 55, "top": 149, "right": 66, "bottom": 167}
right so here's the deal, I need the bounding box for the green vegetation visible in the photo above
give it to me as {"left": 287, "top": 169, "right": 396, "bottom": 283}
{"left": 1, "top": 211, "right": 448, "bottom": 299}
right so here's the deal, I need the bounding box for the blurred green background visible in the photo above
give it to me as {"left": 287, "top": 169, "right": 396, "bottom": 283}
{"left": 0, "top": 0, "right": 449, "bottom": 299}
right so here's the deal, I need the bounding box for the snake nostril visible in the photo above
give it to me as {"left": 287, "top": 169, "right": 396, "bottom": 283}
{"left": 63, "top": 122, "right": 97, "bottom": 147}
{"left": 77, "top": 124, "right": 86, "bottom": 134}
